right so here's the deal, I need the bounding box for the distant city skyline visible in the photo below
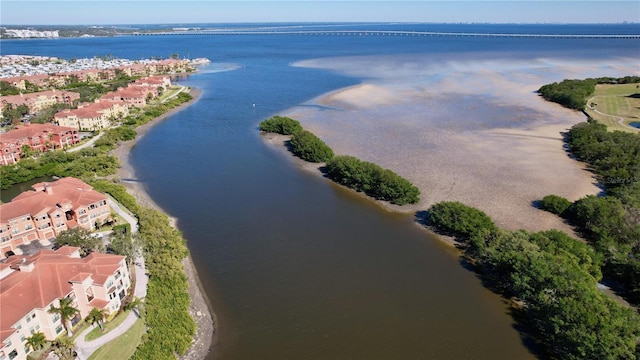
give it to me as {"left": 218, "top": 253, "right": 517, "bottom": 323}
{"left": 1, "top": 1, "right": 639, "bottom": 25}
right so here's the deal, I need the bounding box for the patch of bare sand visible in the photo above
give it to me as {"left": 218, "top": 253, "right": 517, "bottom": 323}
{"left": 110, "top": 87, "right": 215, "bottom": 360}
{"left": 283, "top": 81, "right": 602, "bottom": 236}
{"left": 319, "top": 83, "right": 403, "bottom": 108}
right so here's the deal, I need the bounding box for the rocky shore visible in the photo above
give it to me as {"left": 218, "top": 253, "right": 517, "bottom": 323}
{"left": 110, "top": 87, "right": 215, "bottom": 360}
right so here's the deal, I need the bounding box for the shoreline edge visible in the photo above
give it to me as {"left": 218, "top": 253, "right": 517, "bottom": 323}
{"left": 110, "top": 86, "right": 216, "bottom": 360}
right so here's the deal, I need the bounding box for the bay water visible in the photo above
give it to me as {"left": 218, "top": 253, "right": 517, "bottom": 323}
{"left": 3, "top": 23, "right": 639, "bottom": 359}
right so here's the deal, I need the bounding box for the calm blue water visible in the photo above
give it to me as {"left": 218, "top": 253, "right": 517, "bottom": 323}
{"left": 3, "top": 24, "right": 639, "bottom": 359}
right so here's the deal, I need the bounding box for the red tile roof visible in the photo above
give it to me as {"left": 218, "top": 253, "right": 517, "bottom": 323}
{"left": 0, "top": 246, "right": 125, "bottom": 342}
{"left": 0, "top": 123, "right": 77, "bottom": 143}
{"left": 1, "top": 177, "right": 106, "bottom": 224}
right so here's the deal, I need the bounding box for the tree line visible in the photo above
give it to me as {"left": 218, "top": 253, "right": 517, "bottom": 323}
{"left": 259, "top": 116, "right": 420, "bottom": 205}
{"left": 540, "top": 119, "right": 640, "bottom": 303}
{"left": 537, "top": 76, "right": 640, "bottom": 110}
{"left": 427, "top": 201, "right": 639, "bottom": 359}
{"left": 1, "top": 89, "right": 197, "bottom": 359}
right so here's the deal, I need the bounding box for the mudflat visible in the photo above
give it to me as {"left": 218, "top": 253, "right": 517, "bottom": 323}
{"left": 283, "top": 56, "right": 638, "bottom": 233}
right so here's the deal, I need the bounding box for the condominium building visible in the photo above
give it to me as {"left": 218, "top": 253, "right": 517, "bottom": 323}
{"left": 0, "top": 246, "right": 131, "bottom": 360}
{"left": 0, "top": 123, "right": 80, "bottom": 166}
{"left": 0, "top": 178, "right": 111, "bottom": 259}
{"left": 0, "top": 89, "right": 80, "bottom": 114}
{"left": 54, "top": 99, "right": 128, "bottom": 131}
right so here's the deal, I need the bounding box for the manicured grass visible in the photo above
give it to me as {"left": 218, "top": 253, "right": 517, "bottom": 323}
{"left": 88, "top": 318, "right": 144, "bottom": 360}
{"left": 585, "top": 83, "right": 640, "bottom": 132}
{"left": 84, "top": 310, "right": 131, "bottom": 341}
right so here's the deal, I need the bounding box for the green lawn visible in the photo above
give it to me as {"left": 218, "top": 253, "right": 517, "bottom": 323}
{"left": 84, "top": 310, "right": 131, "bottom": 341}
{"left": 585, "top": 83, "right": 640, "bottom": 132}
{"left": 88, "top": 318, "right": 145, "bottom": 360}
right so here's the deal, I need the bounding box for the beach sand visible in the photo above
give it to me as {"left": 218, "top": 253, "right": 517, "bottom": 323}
{"left": 110, "top": 87, "right": 215, "bottom": 360}
{"left": 277, "top": 56, "right": 638, "bottom": 235}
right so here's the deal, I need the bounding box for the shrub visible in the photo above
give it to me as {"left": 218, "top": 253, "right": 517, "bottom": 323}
{"left": 259, "top": 116, "right": 302, "bottom": 135}
{"left": 538, "top": 78, "right": 596, "bottom": 110}
{"left": 428, "top": 201, "right": 497, "bottom": 239}
{"left": 326, "top": 155, "right": 420, "bottom": 205}
{"left": 289, "top": 130, "right": 334, "bottom": 163}
{"left": 541, "top": 194, "right": 572, "bottom": 215}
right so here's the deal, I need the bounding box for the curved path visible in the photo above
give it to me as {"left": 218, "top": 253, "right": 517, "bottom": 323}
{"left": 74, "top": 256, "right": 147, "bottom": 360}
{"left": 66, "top": 198, "right": 145, "bottom": 360}
{"left": 587, "top": 95, "right": 640, "bottom": 131}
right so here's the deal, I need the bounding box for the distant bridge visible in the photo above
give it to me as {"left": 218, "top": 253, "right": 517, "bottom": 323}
{"left": 130, "top": 30, "right": 640, "bottom": 39}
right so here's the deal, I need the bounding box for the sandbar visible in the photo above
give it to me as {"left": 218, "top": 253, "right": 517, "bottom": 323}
{"left": 281, "top": 55, "right": 639, "bottom": 234}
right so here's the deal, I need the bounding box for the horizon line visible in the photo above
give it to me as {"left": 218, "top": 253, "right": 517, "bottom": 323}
{"left": 2, "top": 21, "right": 639, "bottom": 26}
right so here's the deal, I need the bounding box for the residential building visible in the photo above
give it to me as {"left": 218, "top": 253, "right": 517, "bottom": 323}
{"left": 0, "top": 89, "right": 80, "bottom": 114}
{"left": 54, "top": 99, "right": 128, "bottom": 131}
{"left": 0, "top": 123, "right": 80, "bottom": 165}
{"left": 101, "top": 86, "right": 150, "bottom": 108}
{"left": 0, "top": 178, "right": 111, "bottom": 259}
{"left": 0, "top": 246, "right": 131, "bottom": 359}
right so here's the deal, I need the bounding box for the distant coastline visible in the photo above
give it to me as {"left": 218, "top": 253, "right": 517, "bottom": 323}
{"left": 3, "top": 22, "right": 640, "bottom": 39}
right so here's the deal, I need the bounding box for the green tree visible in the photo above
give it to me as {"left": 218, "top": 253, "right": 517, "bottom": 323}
{"left": 124, "top": 297, "right": 144, "bottom": 318}
{"left": 428, "top": 201, "right": 497, "bottom": 240}
{"left": 289, "top": 130, "right": 334, "bottom": 163}
{"left": 25, "top": 331, "right": 46, "bottom": 352}
{"left": 0, "top": 80, "right": 21, "bottom": 95}
{"left": 20, "top": 144, "right": 34, "bottom": 158}
{"left": 52, "top": 336, "right": 76, "bottom": 360}
{"left": 109, "top": 230, "right": 141, "bottom": 266}
{"left": 86, "top": 307, "right": 108, "bottom": 331}
{"left": 55, "top": 227, "right": 104, "bottom": 256}
{"left": 540, "top": 194, "right": 572, "bottom": 215}
{"left": 48, "top": 297, "right": 79, "bottom": 336}
{"left": 325, "top": 155, "right": 420, "bottom": 205}
{"left": 259, "top": 116, "right": 303, "bottom": 135}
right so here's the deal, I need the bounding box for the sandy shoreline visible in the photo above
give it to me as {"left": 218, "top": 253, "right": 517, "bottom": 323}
{"left": 281, "top": 54, "right": 640, "bottom": 236}
{"left": 110, "top": 87, "right": 215, "bottom": 360}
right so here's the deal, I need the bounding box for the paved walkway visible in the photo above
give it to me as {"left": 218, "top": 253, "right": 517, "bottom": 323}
{"left": 67, "top": 132, "right": 104, "bottom": 153}
{"left": 46, "top": 198, "right": 144, "bottom": 360}
{"left": 74, "top": 256, "right": 148, "bottom": 360}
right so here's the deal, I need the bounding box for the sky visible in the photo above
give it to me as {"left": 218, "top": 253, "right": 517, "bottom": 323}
{"left": 1, "top": 1, "right": 639, "bottom": 25}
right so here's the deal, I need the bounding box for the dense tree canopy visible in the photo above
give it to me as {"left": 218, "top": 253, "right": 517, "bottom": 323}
{"left": 427, "top": 201, "right": 497, "bottom": 239}
{"left": 540, "top": 194, "right": 572, "bottom": 215}
{"left": 326, "top": 155, "right": 420, "bottom": 205}
{"left": 537, "top": 76, "right": 640, "bottom": 111}
{"left": 55, "top": 227, "right": 104, "bottom": 256}
{"left": 259, "top": 115, "right": 303, "bottom": 135}
{"left": 289, "top": 130, "right": 334, "bottom": 163}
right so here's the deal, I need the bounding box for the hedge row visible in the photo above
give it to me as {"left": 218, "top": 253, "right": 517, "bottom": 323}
{"left": 259, "top": 116, "right": 420, "bottom": 205}
{"left": 326, "top": 155, "right": 420, "bottom": 205}
{"left": 427, "top": 201, "right": 639, "bottom": 359}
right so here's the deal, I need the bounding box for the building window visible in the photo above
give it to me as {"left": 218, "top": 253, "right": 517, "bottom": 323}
{"left": 8, "top": 350, "right": 18, "bottom": 360}
{"left": 55, "top": 325, "right": 63, "bottom": 334}
{"left": 19, "top": 335, "right": 25, "bottom": 343}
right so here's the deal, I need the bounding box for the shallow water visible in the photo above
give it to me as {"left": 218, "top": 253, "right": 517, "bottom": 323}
{"left": 2, "top": 23, "right": 639, "bottom": 359}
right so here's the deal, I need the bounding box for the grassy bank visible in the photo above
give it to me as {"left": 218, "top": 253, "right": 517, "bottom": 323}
{"left": 584, "top": 82, "right": 640, "bottom": 132}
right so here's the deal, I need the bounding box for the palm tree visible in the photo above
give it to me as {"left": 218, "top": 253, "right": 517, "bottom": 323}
{"left": 25, "top": 331, "right": 46, "bottom": 352}
{"left": 124, "top": 297, "right": 144, "bottom": 318}
{"left": 53, "top": 336, "right": 76, "bottom": 360}
{"left": 86, "top": 307, "right": 108, "bottom": 331}
{"left": 48, "top": 297, "right": 79, "bottom": 336}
